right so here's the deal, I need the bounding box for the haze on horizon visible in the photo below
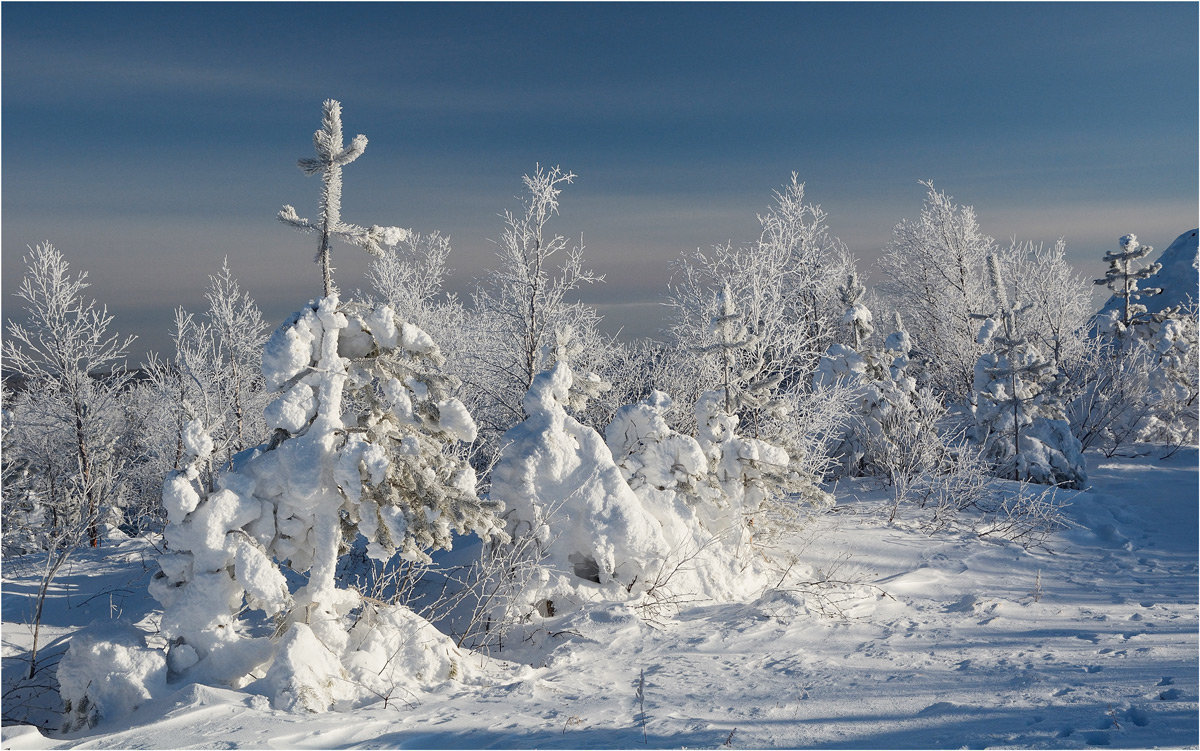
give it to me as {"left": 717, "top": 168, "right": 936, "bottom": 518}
{"left": 3, "top": 2, "right": 1197, "bottom": 361}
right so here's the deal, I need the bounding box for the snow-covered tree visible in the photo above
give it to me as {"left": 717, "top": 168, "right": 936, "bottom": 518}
{"left": 1003, "top": 239, "right": 1092, "bottom": 375}
{"left": 148, "top": 102, "right": 503, "bottom": 711}
{"left": 149, "top": 416, "right": 286, "bottom": 683}
{"left": 666, "top": 176, "right": 850, "bottom": 433}
{"left": 467, "top": 165, "right": 606, "bottom": 446}
{"left": 812, "top": 306, "right": 936, "bottom": 480}
{"left": 368, "top": 230, "right": 456, "bottom": 332}
{"left": 972, "top": 255, "right": 1085, "bottom": 488}
{"left": 2, "top": 243, "right": 136, "bottom": 548}
{"left": 878, "top": 181, "right": 995, "bottom": 401}
{"left": 1094, "top": 233, "right": 1162, "bottom": 336}
{"left": 490, "top": 362, "right": 674, "bottom": 614}
{"left": 1136, "top": 303, "right": 1199, "bottom": 447}
{"left": 838, "top": 271, "right": 873, "bottom": 350}
{"left": 151, "top": 296, "right": 502, "bottom": 709}
{"left": 203, "top": 260, "right": 270, "bottom": 460}
{"left": 279, "top": 99, "right": 409, "bottom": 297}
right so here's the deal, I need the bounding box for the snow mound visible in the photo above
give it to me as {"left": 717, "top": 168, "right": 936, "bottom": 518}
{"left": 57, "top": 622, "right": 168, "bottom": 731}
{"left": 493, "top": 363, "right": 674, "bottom": 607}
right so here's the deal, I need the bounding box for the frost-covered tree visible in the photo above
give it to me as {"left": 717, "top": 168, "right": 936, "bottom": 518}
{"left": 667, "top": 176, "right": 850, "bottom": 430}
{"left": 704, "top": 282, "right": 779, "bottom": 421}
{"left": 1136, "top": 303, "right": 1199, "bottom": 448}
{"left": 837, "top": 271, "right": 873, "bottom": 350}
{"left": 878, "top": 181, "right": 995, "bottom": 401}
{"left": 2, "top": 243, "right": 135, "bottom": 548}
{"left": 813, "top": 309, "right": 928, "bottom": 479}
{"left": 279, "top": 99, "right": 409, "bottom": 296}
{"left": 204, "top": 260, "right": 269, "bottom": 459}
{"left": 490, "top": 362, "right": 676, "bottom": 617}
{"left": 1094, "top": 233, "right": 1161, "bottom": 336}
{"left": 151, "top": 296, "right": 502, "bottom": 709}
{"left": 468, "top": 166, "right": 606, "bottom": 446}
{"left": 1003, "top": 239, "right": 1092, "bottom": 375}
{"left": 368, "top": 230, "right": 458, "bottom": 332}
{"left": 148, "top": 102, "right": 503, "bottom": 711}
{"left": 149, "top": 416, "right": 286, "bottom": 682}
{"left": 972, "top": 255, "right": 1085, "bottom": 488}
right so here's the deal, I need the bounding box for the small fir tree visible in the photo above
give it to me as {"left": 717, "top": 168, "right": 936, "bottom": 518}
{"left": 837, "top": 271, "right": 874, "bottom": 350}
{"left": 1094, "top": 233, "right": 1162, "bottom": 336}
{"left": 973, "top": 255, "right": 1085, "bottom": 488}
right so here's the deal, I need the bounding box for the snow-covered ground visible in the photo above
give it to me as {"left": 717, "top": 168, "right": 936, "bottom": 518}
{"left": 3, "top": 447, "right": 1196, "bottom": 749}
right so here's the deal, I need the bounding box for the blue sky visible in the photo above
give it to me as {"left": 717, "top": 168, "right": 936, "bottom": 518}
{"left": 3, "top": 2, "right": 1197, "bottom": 358}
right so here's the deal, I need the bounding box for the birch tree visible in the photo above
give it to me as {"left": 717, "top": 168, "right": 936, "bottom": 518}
{"left": 878, "top": 181, "right": 995, "bottom": 402}
{"left": 2, "top": 243, "right": 135, "bottom": 548}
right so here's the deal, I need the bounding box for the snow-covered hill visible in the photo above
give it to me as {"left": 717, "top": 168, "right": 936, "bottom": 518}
{"left": 1097, "top": 228, "right": 1199, "bottom": 320}
{"left": 2, "top": 448, "right": 1196, "bottom": 750}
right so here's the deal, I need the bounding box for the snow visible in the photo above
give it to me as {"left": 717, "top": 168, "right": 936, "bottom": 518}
{"left": 491, "top": 362, "right": 674, "bottom": 602}
{"left": 5, "top": 446, "right": 1194, "bottom": 748}
{"left": 1098, "top": 228, "right": 1199, "bottom": 320}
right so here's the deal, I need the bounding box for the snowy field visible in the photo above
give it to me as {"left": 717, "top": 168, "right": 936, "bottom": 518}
{"left": 3, "top": 447, "right": 1196, "bottom": 750}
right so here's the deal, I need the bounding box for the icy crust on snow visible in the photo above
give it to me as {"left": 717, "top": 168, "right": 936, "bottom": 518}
{"left": 493, "top": 363, "right": 674, "bottom": 605}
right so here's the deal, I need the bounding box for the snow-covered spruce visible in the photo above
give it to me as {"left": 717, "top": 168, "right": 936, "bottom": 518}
{"left": 813, "top": 312, "right": 927, "bottom": 479}
{"left": 972, "top": 256, "right": 1086, "bottom": 488}
{"left": 605, "top": 390, "right": 770, "bottom": 599}
{"left": 1094, "top": 233, "right": 1162, "bottom": 337}
{"left": 491, "top": 362, "right": 674, "bottom": 614}
{"left": 278, "top": 99, "right": 410, "bottom": 297}
{"left": 491, "top": 365, "right": 776, "bottom": 621}
{"left": 149, "top": 296, "right": 500, "bottom": 711}
{"left": 148, "top": 417, "right": 285, "bottom": 685}
{"left": 1135, "top": 303, "right": 1199, "bottom": 446}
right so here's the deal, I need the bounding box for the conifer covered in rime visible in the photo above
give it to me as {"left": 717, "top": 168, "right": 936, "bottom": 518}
{"left": 490, "top": 362, "right": 674, "bottom": 614}
{"left": 1136, "top": 303, "right": 1199, "bottom": 447}
{"left": 2, "top": 243, "right": 136, "bottom": 548}
{"left": 972, "top": 255, "right": 1085, "bottom": 488}
{"left": 704, "top": 283, "right": 780, "bottom": 419}
{"left": 149, "top": 417, "right": 286, "bottom": 683}
{"left": 813, "top": 306, "right": 929, "bottom": 479}
{"left": 1094, "top": 234, "right": 1162, "bottom": 336}
{"left": 151, "top": 295, "right": 500, "bottom": 710}
{"left": 279, "top": 99, "right": 410, "bottom": 296}
{"left": 838, "top": 271, "right": 874, "bottom": 349}
{"left": 692, "top": 390, "right": 816, "bottom": 541}
{"left": 254, "top": 297, "right": 500, "bottom": 710}
{"left": 878, "top": 181, "right": 995, "bottom": 401}
{"left": 148, "top": 102, "right": 501, "bottom": 711}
